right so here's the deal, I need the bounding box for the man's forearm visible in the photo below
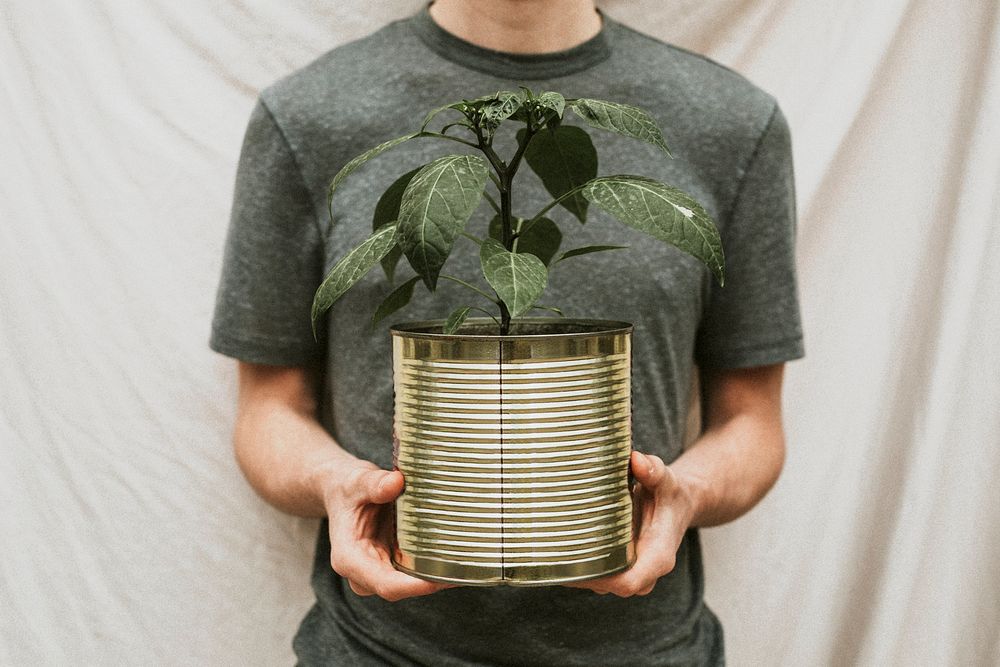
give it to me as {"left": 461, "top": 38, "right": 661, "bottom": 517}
{"left": 232, "top": 363, "right": 451, "bottom": 600}
{"left": 668, "top": 364, "right": 787, "bottom": 528}
{"left": 233, "top": 363, "right": 359, "bottom": 518}
{"left": 670, "top": 411, "right": 785, "bottom": 528}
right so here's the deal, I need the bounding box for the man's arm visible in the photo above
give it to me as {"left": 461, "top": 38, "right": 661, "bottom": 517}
{"left": 673, "top": 363, "right": 787, "bottom": 527}
{"left": 233, "top": 362, "right": 348, "bottom": 518}
{"left": 233, "top": 362, "right": 450, "bottom": 600}
{"left": 567, "top": 362, "right": 787, "bottom": 596}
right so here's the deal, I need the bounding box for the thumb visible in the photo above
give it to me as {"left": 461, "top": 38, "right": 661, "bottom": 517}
{"left": 358, "top": 469, "right": 404, "bottom": 505}
{"left": 631, "top": 450, "right": 666, "bottom": 488}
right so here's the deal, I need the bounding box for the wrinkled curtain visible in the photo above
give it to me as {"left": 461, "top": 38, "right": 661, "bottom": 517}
{"left": 2, "top": 1, "right": 997, "bottom": 664}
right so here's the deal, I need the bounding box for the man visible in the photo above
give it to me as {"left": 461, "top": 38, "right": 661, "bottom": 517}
{"left": 210, "top": 0, "right": 804, "bottom": 664}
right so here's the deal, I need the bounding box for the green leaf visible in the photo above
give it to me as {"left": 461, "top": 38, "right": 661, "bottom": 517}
{"left": 397, "top": 154, "right": 490, "bottom": 290}
{"left": 555, "top": 244, "right": 628, "bottom": 263}
{"left": 520, "top": 125, "right": 597, "bottom": 223}
{"left": 480, "top": 91, "right": 523, "bottom": 130}
{"left": 482, "top": 249, "right": 548, "bottom": 318}
{"left": 530, "top": 304, "right": 564, "bottom": 317}
{"left": 443, "top": 306, "right": 473, "bottom": 334}
{"left": 373, "top": 168, "right": 420, "bottom": 230}
{"left": 537, "top": 91, "right": 566, "bottom": 119}
{"left": 378, "top": 246, "right": 403, "bottom": 284}
{"left": 580, "top": 176, "right": 724, "bottom": 285}
{"left": 370, "top": 276, "right": 421, "bottom": 328}
{"left": 311, "top": 224, "right": 399, "bottom": 336}
{"left": 328, "top": 133, "right": 420, "bottom": 217}
{"left": 513, "top": 91, "right": 565, "bottom": 126}
{"left": 568, "top": 99, "right": 671, "bottom": 155}
{"left": 515, "top": 217, "right": 562, "bottom": 265}
{"left": 479, "top": 237, "right": 506, "bottom": 268}
{"left": 373, "top": 167, "right": 421, "bottom": 282}
{"left": 489, "top": 216, "right": 561, "bottom": 265}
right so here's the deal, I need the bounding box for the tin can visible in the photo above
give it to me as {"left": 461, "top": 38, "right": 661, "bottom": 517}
{"left": 390, "top": 318, "right": 635, "bottom": 585}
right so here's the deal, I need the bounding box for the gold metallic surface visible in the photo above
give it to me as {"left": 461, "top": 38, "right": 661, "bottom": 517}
{"left": 390, "top": 318, "right": 634, "bottom": 585}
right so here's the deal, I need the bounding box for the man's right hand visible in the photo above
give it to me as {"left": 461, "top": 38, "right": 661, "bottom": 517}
{"left": 233, "top": 362, "right": 452, "bottom": 603}
{"left": 319, "top": 460, "right": 453, "bottom": 601}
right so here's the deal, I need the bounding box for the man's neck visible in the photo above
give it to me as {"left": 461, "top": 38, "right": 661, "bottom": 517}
{"left": 427, "top": 0, "right": 602, "bottom": 54}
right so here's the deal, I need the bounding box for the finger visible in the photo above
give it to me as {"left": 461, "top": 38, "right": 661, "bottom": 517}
{"left": 588, "top": 565, "right": 655, "bottom": 598}
{"left": 564, "top": 567, "right": 649, "bottom": 597}
{"left": 376, "top": 568, "right": 455, "bottom": 601}
{"left": 334, "top": 542, "right": 453, "bottom": 601}
{"left": 571, "top": 522, "right": 676, "bottom": 598}
{"left": 357, "top": 564, "right": 453, "bottom": 601}
{"left": 562, "top": 580, "right": 610, "bottom": 594}
{"left": 615, "top": 538, "right": 677, "bottom": 596}
{"left": 353, "top": 468, "right": 405, "bottom": 505}
{"left": 563, "top": 455, "right": 679, "bottom": 597}
{"left": 630, "top": 451, "right": 666, "bottom": 488}
{"left": 349, "top": 580, "right": 375, "bottom": 597}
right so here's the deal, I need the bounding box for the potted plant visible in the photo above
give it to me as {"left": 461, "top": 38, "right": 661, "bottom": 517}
{"left": 312, "top": 89, "right": 725, "bottom": 586}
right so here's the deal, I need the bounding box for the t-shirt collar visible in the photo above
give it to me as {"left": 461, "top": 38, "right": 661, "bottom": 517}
{"left": 407, "top": 2, "right": 613, "bottom": 80}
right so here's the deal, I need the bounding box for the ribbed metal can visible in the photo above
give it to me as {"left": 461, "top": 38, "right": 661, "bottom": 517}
{"left": 389, "top": 318, "right": 634, "bottom": 586}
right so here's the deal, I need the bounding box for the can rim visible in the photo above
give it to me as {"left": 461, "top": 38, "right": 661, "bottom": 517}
{"left": 390, "top": 317, "right": 633, "bottom": 341}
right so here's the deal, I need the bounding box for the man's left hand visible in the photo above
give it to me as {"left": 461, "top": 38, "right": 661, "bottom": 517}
{"left": 564, "top": 450, "right": 696, "bottom": 597}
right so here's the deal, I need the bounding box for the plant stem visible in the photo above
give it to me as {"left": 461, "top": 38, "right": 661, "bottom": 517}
{"left": 498, "top": 179, "right": 514, "bottom": 334}
{"left": 499, "top": 179, "right": 513, "bottom": 247}
{"left": 473, "top": 120, "right": 537, "bottom": 334}
{"left": 423, "top": 131, "right": 480, "bottom": 149}
{"left": 460, "top": 231, "right": 483, "bottom": 246}
{"left": 441, "top": 274, "right": 500, "bottom": 305}
{"left": 467, "top": 306, "right": 501, "bottom": 326}
{"left": 511, "top": 217, "right": 524, "bottom": 252}
{"left": 523, "top": 181, "right": 588, "bottom": 231}
{"left": 482, "top": 190, "right": 500, "bottom": 214}
{"left": 507, "top": 127, "right": 534, "bottom": 176}
{"left": 438, "top": 121, "right": 477, "bottom": 139}
{"left": 473, "top": 125, "right": 507, "bottom": 177}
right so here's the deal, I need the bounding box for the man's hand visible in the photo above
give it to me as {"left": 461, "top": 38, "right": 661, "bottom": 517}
{"left": 565, "top": 363, "right": 788, "bottom": 597}
{"left": 234, "top": 362, "right": 785, "bottom": 601}
{"left": 565, "top": 450, "right": 695, "bottom": 597}
{"left": 233, "top": 362, "right": 452, "bottom": 602}
{"left": 320, "top": 460, "right": 452, "bottom": 601}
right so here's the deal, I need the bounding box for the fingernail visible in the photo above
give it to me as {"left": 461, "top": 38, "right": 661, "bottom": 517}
{"left": 638, "top": 452, "right": 654, "bottom": 476}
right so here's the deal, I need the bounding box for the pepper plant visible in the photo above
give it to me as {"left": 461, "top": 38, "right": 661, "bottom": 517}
{"left": 312, "top": 88, "right": 725, "bottom": 336}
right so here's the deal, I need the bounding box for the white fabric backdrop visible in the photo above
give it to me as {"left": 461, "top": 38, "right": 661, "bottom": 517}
{"left": 2, "top": 1, "right": 998, "bottom": 664}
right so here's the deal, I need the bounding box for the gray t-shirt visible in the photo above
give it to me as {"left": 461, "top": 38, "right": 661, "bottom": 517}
{"left": 211, "top": 6, "right": 804, "bottom": 666}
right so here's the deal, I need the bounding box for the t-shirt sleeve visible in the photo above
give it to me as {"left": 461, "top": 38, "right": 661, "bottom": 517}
{"left": 209, "top": 98, "right": 325, "bottom": 366}
{"left": 694, "top": 103, "right": 805, "bottom": 369}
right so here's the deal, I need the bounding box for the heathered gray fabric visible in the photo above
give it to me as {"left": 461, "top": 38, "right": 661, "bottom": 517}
{"left": 210, "top": 5, "right": 804, "bottom": 666}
